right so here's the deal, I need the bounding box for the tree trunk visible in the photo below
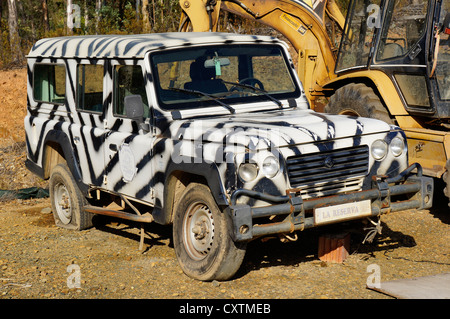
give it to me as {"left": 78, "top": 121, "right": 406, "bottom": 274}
{"left": 160, "top": 0, "right": 163, "bottom": 25}
{"left": 152, "top": 0, "right": 156, "bottom": 29}
{"left": 42, "top": 0, "right": 49, "bottom": 33}
{"left": 84, "top": 0, "right": 89, "bottom": 30}
{"left": 67, "top": 0, "right": 73, "bottom": 35}
{"left": 142, "top": 0, "right": 150, "bottom": 33}
{"left": 95, "top": 0, "right": 102, "bottom": 34}
{"left": 7, "top": 0, "right": 22, "bottom": 65}
{"left": 118, "top": 0, "right": 126, "bottom": 29}
{"left": 136, "top": 0, "right": 140, "bottom": 21}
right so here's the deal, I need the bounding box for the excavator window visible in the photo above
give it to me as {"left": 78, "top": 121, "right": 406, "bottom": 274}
{"left": 435, "top": 3, "right": 450, "bottom": 100}
{"left": 376, "top": 0, "right": 429, "bottom": 61}
{"left": 336, "top": 0, "right": 382, "bottom": 72}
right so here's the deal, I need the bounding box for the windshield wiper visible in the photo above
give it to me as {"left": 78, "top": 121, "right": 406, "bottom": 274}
{"left": 168, "top": 87, "right": 235, "bottom": 114}
{"left": 221, "top": 80, "right": 283, "bottom": 108}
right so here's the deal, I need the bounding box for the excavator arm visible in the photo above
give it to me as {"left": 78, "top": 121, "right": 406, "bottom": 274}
{"left": 179, "top": 0, "right": 346, "bottom": 101}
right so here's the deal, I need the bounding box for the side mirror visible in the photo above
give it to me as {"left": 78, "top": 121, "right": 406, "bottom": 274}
{"left": 124, "top": 95, "right": 144, "bottom": 124}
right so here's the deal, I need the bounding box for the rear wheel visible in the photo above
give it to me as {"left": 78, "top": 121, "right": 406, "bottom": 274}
{"left": 49, "top": 163, "right": 93, "bottom": 230}
{"left": 173, "top": 183, "right": 246, "bottom": 281}
{"left": 324, "top": 83, "right": 393, "bottom": 124}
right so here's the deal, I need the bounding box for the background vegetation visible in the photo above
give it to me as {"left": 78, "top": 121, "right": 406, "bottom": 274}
{"left": 0, "top": 0, "right": 349, "bottom": 69}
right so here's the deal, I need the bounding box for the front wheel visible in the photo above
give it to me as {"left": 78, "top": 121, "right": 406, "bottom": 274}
{"left": 173, "top": 183, "right": 246, "bottom": 281}
{"left": 49, "top": 163, "right": 93, "bottom": 230}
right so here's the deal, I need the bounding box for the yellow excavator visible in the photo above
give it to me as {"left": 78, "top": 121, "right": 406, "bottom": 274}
{"left": 179, "top": 0, "right": 450, "bottom": 206}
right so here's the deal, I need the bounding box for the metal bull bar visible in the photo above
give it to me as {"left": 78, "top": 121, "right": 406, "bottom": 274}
{"left": 227, "top": 163, "right": 434, "bottom": 242}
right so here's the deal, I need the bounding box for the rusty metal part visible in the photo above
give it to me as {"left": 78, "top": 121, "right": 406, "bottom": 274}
{"left": 228, "top": 164, "right": 433, "bottom": 242}
{"left": 85, "top": 195, "right": 154, "bottom": 251}
{"left": 84, "top": 205, "right": 154, "bottom": 223}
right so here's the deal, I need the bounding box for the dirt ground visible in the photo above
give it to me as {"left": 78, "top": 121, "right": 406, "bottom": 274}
{"left": 0, "top": 69, "right": 449, "bottom": 303}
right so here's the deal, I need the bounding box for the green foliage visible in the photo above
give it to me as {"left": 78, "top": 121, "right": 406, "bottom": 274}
{"left": 0, "top": 0, "right": 349, "bottom": 69}
{"left": 0, "top": 0, "right": 183, "bottom": 68}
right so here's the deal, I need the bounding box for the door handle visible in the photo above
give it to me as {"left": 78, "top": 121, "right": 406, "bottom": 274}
{"left": 109, "top": 144, "right": 118, "bottom": 152}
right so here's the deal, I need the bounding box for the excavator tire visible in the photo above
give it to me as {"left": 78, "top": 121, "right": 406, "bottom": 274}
{"left": 443, "top": 160, "right": 450, "bottom": 207}
{"left": 324, "top": 83, "right": 393, "bottom": 124}
{"left": 326, "top": 83, "right": 450, "bottom": 208}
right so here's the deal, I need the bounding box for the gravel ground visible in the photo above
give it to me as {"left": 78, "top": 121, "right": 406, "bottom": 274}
{"left": 1, "top": 69, "right": 449, "bottom": 312}
{"left": 0, "top": 194, "right": 448, "bottom": 304}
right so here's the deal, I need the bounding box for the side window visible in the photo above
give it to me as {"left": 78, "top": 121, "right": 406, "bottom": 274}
{"left": 33, "top": 64, "right": 66, "bottom": 104}
{"left": 114, "top": 65, "right": 149, "bottom": 117}
{"left": 395, "top": 74, "right": 430, "bottom": 107}
{"left": 77, "top": 64, "right": 104, "bottom": 113}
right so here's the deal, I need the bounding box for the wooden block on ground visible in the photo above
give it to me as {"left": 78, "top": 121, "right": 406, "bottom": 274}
{"left": 318, "top": 232, "right": 350, "bottom": 263}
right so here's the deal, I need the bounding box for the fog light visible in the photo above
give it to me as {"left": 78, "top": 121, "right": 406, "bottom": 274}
{"left": 262, "top": 155, "right": 280, "bottom": 178}
{"left": 371, "top": 140, "right": 388, "bottom": 161}
{"left": 238, "top": 163, "right": 258, "bottom": 182}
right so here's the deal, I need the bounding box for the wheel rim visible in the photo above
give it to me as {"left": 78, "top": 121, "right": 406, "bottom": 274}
{"left": 54, "top": 182, "right": 72, "bottom": 225}
{"left": 182, "top": 202, "right": 215, "bottom": 261}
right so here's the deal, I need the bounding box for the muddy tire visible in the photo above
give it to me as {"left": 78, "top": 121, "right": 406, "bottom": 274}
{"left": 325, "top": 83, "right": 393, "bottom": 124}
{"left": 49, "top": 163, "right": 93, "bottom": 230}
{"left": 173, "top": 183, "right": 246, "bottom": 281}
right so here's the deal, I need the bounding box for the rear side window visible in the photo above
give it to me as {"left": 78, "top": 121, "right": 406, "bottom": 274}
{"left": 77, "top": 64, "right": 104, "bottom": 113}
{"left": 33, "top": 64, "right": 66, "bottom": 104}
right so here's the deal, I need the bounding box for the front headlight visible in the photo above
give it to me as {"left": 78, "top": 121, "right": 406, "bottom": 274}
{"left": 371, "top": 139, "right": 388, "bottom": 161}
{"left": 390, "top": 137, "right": 404, "bottom": 157}
{"left": 262, "top": 155, "right": 280, "bottom": 178}
{"left": 238, "top": 163, "right": 259, "bottom": 182}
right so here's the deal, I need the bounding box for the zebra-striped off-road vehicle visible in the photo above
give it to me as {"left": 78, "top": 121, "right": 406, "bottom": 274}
{"left": 25, "top": 32, "right": 433, "bottom": 281}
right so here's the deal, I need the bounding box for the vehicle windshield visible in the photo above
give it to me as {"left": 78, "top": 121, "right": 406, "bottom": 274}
{"left": 150, "top": 44, "right": 300, "bottom": 111}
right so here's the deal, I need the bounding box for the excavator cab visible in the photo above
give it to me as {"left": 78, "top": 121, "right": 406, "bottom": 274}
{"left": 336, "top": 0, "right": 449, "bottom": 124}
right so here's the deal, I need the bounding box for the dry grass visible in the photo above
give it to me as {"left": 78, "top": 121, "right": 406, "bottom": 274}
{"left": 0, "top": 68, "right": 47, "bottom": 196}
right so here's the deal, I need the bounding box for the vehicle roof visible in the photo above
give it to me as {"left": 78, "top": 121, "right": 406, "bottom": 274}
{"left": 27, "top": 32, "right": 283, "bottom": 59}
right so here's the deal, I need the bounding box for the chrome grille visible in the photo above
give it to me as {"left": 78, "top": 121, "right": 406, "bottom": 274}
{"left": 286, "top": 145, "right": 369, "bottom": 198}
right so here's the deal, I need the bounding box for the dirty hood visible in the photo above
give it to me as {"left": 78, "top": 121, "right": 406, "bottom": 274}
{"left": 170, "top": 108, "right": 392, "bottom": 148}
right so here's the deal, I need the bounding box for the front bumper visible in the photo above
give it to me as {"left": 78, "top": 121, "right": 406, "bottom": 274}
{"left": 227, "top": 163, "right": 433, "bottom": 242}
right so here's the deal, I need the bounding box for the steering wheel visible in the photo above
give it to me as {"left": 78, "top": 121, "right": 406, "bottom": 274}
{"left": 240, "top": 77, "right": 265, "bottom": 91}
{"left": 230, "top": 77, "right": 265, "bottom": 92}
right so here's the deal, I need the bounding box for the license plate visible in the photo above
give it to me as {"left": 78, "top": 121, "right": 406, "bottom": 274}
{"left": 314, "top": 200, "right": 372, "bottom": 225}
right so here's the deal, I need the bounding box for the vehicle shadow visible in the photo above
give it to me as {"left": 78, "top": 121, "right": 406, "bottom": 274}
{"left": 90, "top": 203, "right": 445, "bottom": 281}
{"left": 235, "top": 219, "right": 418, "bottom": 279}
{"left": 91, "top": 214, "right": 173, "bottom": 253}
{"left": 429, "top": 177, "right": 450, "bottom": 224}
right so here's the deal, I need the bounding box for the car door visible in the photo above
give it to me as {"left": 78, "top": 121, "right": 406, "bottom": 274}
{"left": 73, "top": 60, "right": 109, "bottom": 187}
{"left": 103, "top": 60, "right": 155, "bottom": 204}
